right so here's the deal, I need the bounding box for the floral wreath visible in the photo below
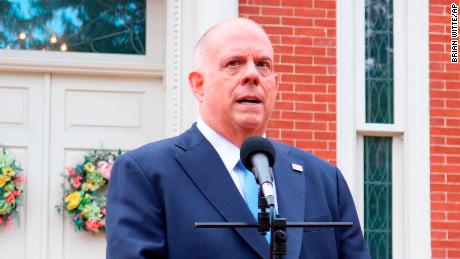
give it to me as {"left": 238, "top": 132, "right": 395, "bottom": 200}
{"left": 0, "top": 147, "right": 26, "bottom": 228}
{"left": 59, "top": 149, "right": 121, "bottom": 234}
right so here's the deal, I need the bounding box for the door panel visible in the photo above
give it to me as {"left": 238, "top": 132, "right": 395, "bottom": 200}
{"left": 0, "top": 72, "right": 46, "bottom": 259}
{"left": 48, "top": 74, "right": 165, "bottom": 259}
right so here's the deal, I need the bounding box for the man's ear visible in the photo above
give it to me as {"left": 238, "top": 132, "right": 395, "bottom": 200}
{"left": 274, "top": 73, "right": 280, "bottom": 92}
{"left": 188, "top": 71, "right": 205, "bottom": 102}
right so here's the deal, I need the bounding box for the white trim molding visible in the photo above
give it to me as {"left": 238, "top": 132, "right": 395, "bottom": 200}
{"left": 166, "top": 0, "right": 183, "bottom": 136}
{"left": 337, "top": 0, "right": 431, "bottom": 258}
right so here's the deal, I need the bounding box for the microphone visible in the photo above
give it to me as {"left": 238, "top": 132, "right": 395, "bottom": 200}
{"left": 240, "top": 136, "right": 276, "bottom": 208}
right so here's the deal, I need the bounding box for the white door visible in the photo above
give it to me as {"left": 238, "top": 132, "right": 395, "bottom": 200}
{"left": 0, "top": 72, "right": 165, "bottom": 259}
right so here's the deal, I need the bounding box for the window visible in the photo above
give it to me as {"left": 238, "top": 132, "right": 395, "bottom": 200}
{"left": 0, "top": 0, "right": 146, "bottom": 54}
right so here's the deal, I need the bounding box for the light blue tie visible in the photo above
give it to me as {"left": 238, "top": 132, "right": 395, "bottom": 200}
{"left": 239, "top": 161, "right": 271, "bottom": 244}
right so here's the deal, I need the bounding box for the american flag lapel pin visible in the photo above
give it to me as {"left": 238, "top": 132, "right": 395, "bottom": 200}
{"left": 291, "top": 163, "right": 303, "bottom": 173}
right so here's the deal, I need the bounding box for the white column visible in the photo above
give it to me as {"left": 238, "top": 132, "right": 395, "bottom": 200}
{"left": 178, "top": 0, "right": 238, "bottom": 133}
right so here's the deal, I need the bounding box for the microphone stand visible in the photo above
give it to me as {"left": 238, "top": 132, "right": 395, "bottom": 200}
{"left": 196, "top": 189, "right": 353, "bottom": 259}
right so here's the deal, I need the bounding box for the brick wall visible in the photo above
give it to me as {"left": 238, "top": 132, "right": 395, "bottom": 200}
{"left": 239, "top": 0, "right": 337, "bottom": 164}
{"left": 430, "top": 1, "right": 460, "bottom": 258}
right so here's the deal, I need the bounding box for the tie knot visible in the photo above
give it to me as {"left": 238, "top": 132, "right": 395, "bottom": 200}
{"left": 238, "top": 161, "right": 251, "bottom": 174}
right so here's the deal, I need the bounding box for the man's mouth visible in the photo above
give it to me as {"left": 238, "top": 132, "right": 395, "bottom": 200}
{"left": 237, "top": 97, "right": 262, "bottom": 105}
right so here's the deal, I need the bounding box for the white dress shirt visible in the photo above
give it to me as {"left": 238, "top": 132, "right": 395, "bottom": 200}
{"left": 197, "top": 118, "right": 278, "bottom": 209}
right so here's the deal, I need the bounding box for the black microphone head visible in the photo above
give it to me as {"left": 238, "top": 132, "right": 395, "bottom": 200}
{"left": 240, "top": 136, "right": 276, "bottom": 169}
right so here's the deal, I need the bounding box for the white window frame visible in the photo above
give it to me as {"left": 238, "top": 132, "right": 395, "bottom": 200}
{"left": 0, "top": 1, "right": 165, "bottom": 77}
{"left": 337, "top": 0, "right": 430, "bottom": 258}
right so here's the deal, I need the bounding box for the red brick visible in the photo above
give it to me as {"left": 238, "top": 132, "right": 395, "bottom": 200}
{"left": 432, "top": 193, "right": 447, "bottom": 202}
{"left": 432, "top": 136, "right": 447, "bottom": 144}
{"left": 314, "top": 75, "right": 336, "bottom": 84}
{"left": 432, "top": 230, "right": 447, "bottom": 239}
{"left": 295, "top": 46, "right": 326, "bottom": 55}
{"left": 265, "top": 26, "right": 294, "bottom": 35}
{"left": 261, "top": 7, "right": 294, "bottom": 16}
{"left": 281, "top": 36, "right": 313, "bottom": 45}
{"left": 282, "top": 111, "right": 314, "bottom": 120}
{"left": 282, "top": 17, "right": 313, "bottom": 26}
{"left": 295, "top": 121, "right": 327, "bottom": 130}
{"left": 294, "top": 8, "right": 326, "bottom": 18}
{"left": 430, "top": 5, "right": 445, "bottom": 15}
{"left": 313, "top": 150, "right": 336, "bottom": 159}
{"left": 281, "top": 74, "right": 314, "bottom": 82}
{"left": 314, "top": 94, "right": 337, "bottom": 103}
{"left": 447, "top": 156, "right": 460, "bottom": 164}
{"left": 295, "top": 27, "right": 326, "bottom": 37}
{"left": 295, "top": 65, "right": 327, "bottom": 74}
{"left": 297, "top": 140, "right": 328, "bottom": 149}
{"left": 314, "top": 19, "right": 336, "bottom": 28}
{"left": 249, "top": 15, "right": 281, "bottom": 25}
{"left": 431, "top": 174, "right": 446, "bottom": 182}
{"left": 295, "top": 84, "right": 327, "bottom": 93}
{"left": 274, "top": 101, "right": 294, "bottom": 110}
{"left": 431, "top": 108, "right": 460, "bottom": 117}
{"left": 281, "top": 92, "right": 313, "bottom": 102}
{"left": 448, "top": 213, "right": 460, "bottom": 221}
{"left": 314, "top": 38, "right": 336, "bottom": 46}
{"left": 431, "top": 164, "right": 460, "bottom": 173}
{"left": 239, "top": 5, "right": 261, "bottom": 15}
{"left": 430, "top": 43, "right": 445, "bottom": 52}
{"left": 446, "top": 137, "right": 460, "bottom": 145}
{"left": 314, "top": 57, "right": 335, "bottom": 65}
{"left": 430, "top": 24, "right": 446, "bottom": 33}
{"left": 431, "top": 184, "right": 460, "bottom": 193}
{"left": 314, "top": 0, "right": 335, "bottom": 8}
{"left": 281, "top": 130, "right": 313, "bottom": 139}
{"left": 295, "top": 102, "right": 327, "bottom": 112}
{"left": 314, "top": 113, "right": 335, "bottom": 121}
{"left": 281, "top": 0, "right": 314, "bottom": 8}
{"left": 431, "top": 156, "right": 446, "bottom": 164}
{"left": 275, "top": 64, "right": 294, "bottom": 73}
{"left": 247, "top": 0, "right": 280, "bottom": 5}
{"left": 274, "top": 45, "right": 294, "bottom": 54}
{"left": 447, "top": 194, "right": 460, "bottom": 202}
{"left": 446, "top": 100, "right": 460, "bottom": 108}
{"left": 281, "top": 55, "right": 313, "bottom": 64}
{"left": 268, "top": 120, "right": 294, "bottom": 129}
{"left": 431, "top": 146, "right": 460, "bottom": 155}
{"left": 430, "top": 15, "right": 449, "bottom": 24}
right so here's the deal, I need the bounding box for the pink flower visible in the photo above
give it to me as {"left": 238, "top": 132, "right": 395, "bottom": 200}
{"left": 6, "top": 194, "right": 15, "bottom": 203}
{"left": 98, "top": 161, "right": 114, "bottom": 180}
{"left": 5, "top": 191, "right": 20, "bottom": 203}
{"left": 85, "top": 219, "right": 102, "bottom": 232}
{"left": 101, "top": 208, "right": 106, "bottom": 216}
{"left": 73, "top": 175, "right": 82, "bottom": 188}
{"left": 15, "top": 174, "right": 26, "bottom": 183}
{"left": 0, "top": 217, "right": 3, "bottom": 225}
{"left": 66, "top": 166, "right": 75, "bottom": 178}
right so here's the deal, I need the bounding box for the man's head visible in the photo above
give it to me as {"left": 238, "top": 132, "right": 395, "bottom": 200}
{"left": 188, "top": 17, "right": 279, "bottom": 147}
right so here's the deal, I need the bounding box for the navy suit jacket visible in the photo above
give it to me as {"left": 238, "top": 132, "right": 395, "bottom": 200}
{"left": 106, "top": 124, "right": 370, "bottom": 259}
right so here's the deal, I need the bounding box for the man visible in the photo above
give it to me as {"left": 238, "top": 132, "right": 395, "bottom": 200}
{"left": 106, "top": 17, "right": 370, "bottom": 259}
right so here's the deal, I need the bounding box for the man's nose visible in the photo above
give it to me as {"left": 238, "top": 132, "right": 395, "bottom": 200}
{"left": 241, "top": 62, "right": 260, "bottom": 86}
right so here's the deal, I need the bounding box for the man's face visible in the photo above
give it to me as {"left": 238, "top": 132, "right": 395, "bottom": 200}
{"left": 193, "top": 22, "right": 279, "bottom": 140}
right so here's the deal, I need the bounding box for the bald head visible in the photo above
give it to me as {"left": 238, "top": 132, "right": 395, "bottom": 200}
{"left": 194, "top": 17, "right": 273, "bottom": 70}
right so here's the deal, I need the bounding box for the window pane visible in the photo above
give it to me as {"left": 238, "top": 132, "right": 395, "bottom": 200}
{"left": 364, "top": 136, "right": 392, "bottom": 259}
{"left": 365, "top": 0, "right": 394, "bottom": 123}
{"left": 0, "top": 0, "right": 146, "bottom": 55}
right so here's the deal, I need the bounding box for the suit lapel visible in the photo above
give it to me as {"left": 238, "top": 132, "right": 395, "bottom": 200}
{"left": 272, "top": 143, "right": 305, "bottom": 259}
{"left": 175, "top": 126, "right": 268, "bottom": 258}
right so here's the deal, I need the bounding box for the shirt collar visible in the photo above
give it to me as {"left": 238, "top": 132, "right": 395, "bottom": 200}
{"left": 197, "top": 118, "right": 240, "bottom": 173}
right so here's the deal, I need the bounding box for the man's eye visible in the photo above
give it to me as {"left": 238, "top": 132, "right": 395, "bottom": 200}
{"left": 258, "top": 62, "right": 271, "bottom": 69}
{"left": 227, "top": 60, "right": 240, "bottom": 67}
